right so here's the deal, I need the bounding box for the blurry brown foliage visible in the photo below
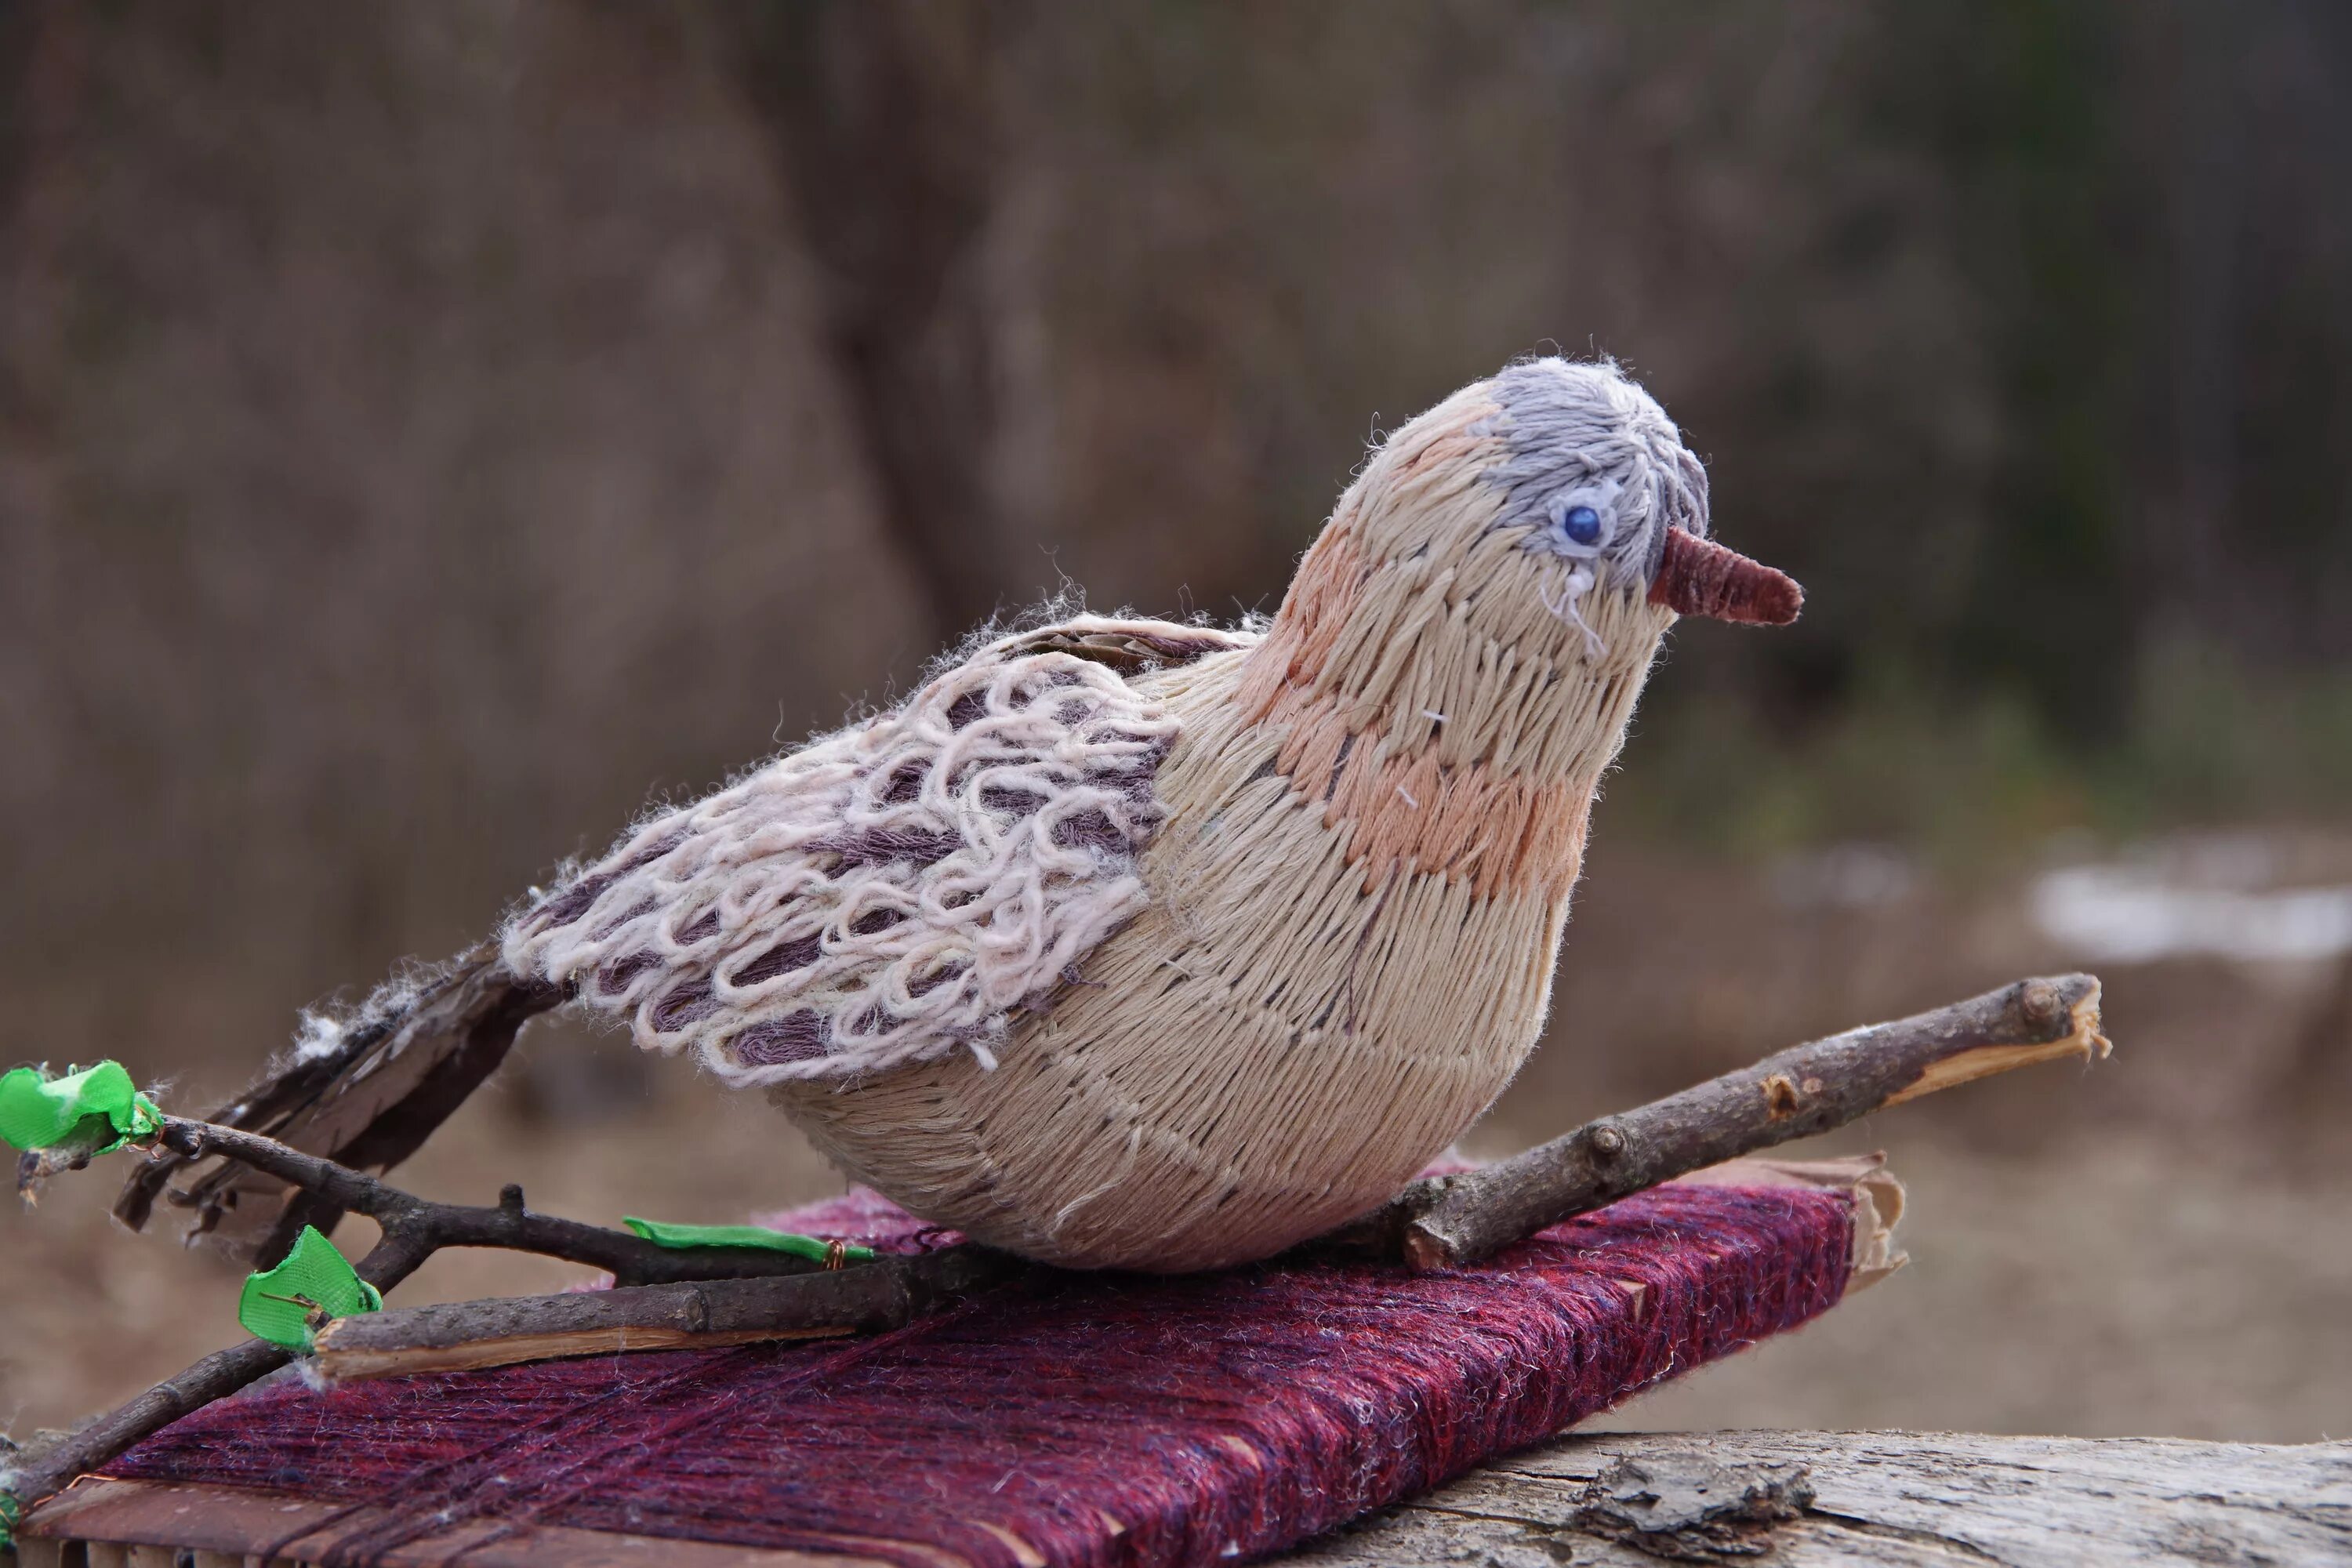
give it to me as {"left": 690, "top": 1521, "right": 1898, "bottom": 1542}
{"left": 2, "top": 0, "right": 2347, "bottom": 1074}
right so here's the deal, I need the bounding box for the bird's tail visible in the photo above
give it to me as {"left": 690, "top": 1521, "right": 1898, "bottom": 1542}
{"left": 114, "top": 946, "right": 568, "bottom": 1266}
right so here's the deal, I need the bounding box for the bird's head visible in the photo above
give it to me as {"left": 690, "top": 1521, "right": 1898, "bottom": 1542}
{"left": 1246, "top": 357, "right": 1798, "bottom": 778}
{"left": 1478, "top": 356, "right": 1797, "bottom": 629}
{"left": 1356, "top": 354, "right": 1795, "bottom": 648}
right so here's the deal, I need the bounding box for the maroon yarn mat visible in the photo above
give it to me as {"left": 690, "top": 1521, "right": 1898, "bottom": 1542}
{"left": 109, "top": 1181, "right": 1856, "bottom": 1568}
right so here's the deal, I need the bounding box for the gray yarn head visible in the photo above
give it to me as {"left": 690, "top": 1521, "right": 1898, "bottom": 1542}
{"left": 1479, "top": 357, "right": 1710, "bottom": 592}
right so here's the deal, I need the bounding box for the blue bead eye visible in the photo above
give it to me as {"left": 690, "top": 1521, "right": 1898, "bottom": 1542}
{"left": 1561, "top": 503, "right": 1603, "bottom": 546}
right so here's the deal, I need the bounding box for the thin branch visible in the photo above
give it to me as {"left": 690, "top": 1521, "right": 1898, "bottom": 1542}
{"left": 1, "top": 1228, "right": 435, "bottom": 1511}
{"left": 3, "top": 1111, "right": 1000, "bottom": 1513}
{"left": 309, "top": 1246, "right": 1011, "bottom": 1381}
{"left": 183, "top": 973, "right": 2113, "bottom": 1384}
{"left": 5, "top": 971, "right": 2109, "bottom": 1523}
{"left": 1339, "top": 973, "right": 2109, "bottom": 1270}
{"left": 144, "top": 1117, "right": 832, "bottom": 1287}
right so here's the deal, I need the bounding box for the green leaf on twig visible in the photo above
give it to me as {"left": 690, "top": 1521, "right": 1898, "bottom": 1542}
{"left": 238, "top": 1225, "right": 383, "bottom": 1349}
{"left": 0, "top": 1061, "right": 163, "bottom": 1156}
{"left": 622, "top": 1215, "right": 875, "bottom": 1265}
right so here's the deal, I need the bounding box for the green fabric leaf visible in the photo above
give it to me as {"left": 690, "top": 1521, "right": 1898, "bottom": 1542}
{"left": 1, "top": 1487, "right": 20, "bottom": 1552}
{"left": 238, "top": 1225, "right": 383, "bottom": 1350}
{"left": 622, "top": 1216, "right": 875, "bottom": 1265}
{"left": 0, "top": 1061, "right": 164, "bottom": 1156}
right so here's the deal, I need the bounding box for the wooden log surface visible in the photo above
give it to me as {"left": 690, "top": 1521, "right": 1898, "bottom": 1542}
{"left": 20, "top": 1431, "right": 2346, "bottom": 1566}
{"left": 1291, "top": 1428, "right": 2352, "bottom": 1567}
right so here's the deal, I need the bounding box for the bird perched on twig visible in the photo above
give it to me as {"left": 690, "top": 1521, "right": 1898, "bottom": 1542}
{"left": 122, "top": 357, "right": 1798, "bottom": 1272}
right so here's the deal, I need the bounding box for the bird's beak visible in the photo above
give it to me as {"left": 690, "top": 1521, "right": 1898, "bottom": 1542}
{"left": 1648, "top": 527, "right": 1803, "bottom": 626}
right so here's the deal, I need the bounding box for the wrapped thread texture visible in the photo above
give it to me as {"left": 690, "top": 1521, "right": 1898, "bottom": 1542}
{"left": 107, "top": 1180, "right": 1857, "bottom": 1567}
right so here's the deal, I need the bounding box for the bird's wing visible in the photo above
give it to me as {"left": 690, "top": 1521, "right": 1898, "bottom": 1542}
{"left": 503, "top": 615, "right": 1255, "bottom": 1085}
{"left": 115, "top": 613, "right": 1252, "bottom": 1261}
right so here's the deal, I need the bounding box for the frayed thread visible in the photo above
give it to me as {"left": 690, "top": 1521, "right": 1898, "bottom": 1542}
{"left": 1537, "top": 561, "right": 1609, "bottom": 662}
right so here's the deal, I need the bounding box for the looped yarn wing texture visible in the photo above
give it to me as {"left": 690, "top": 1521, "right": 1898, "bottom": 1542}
{"left": 503, "top": 617, "right": 1255, "bottom": 1086}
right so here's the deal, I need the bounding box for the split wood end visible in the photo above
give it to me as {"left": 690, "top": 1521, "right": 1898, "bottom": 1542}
{"left": 1882, "top": 975, "right": 2109, "bottom": 1109}
{"left": 1397, "top": 972, "right": 2110, "bottom": 1272}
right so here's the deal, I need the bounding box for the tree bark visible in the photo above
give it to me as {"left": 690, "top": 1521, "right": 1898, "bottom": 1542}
{"left": 1341, "top": 974, "right": 2106, "bottom": 1270}
{"left": 18, "top": 1431, "right": 2345, "bottom": 1566}
{"left": 720, "top": 0, "right": 1026, "bottom": 644}
{"left": 0, "top": 1225, "right": 438, "bottom": 1517}
{"left": 3, "top": 972, "right": 2107, "bottom": 1519}
{"left": 1288, "top": 1428, "right": 2352, "bottom": 1566}
{"left": 309, "top": 1245, "right": 1011, "bottom": 1381}
{"left": 259, "top": 976, "right": 2100, "bottom": 1383}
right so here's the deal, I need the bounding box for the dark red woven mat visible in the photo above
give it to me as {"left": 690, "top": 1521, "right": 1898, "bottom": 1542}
{"left": 107, "top": 1181, "right": 1856, "bottom": 1567}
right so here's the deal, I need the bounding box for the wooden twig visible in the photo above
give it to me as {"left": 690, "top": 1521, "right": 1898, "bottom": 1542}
{"left": 1342, "top": 973, "right": 2108, "bottom": 1270}
{"left": 0, "top": 1225, "right": 437, "bottom": 1515}
{"left": 139, "top": 1116, "right": 834, "bottom": 1287}
{"left": 310, "top": 1246, "right": 1011, "bottom": 1381}
{"left": 2, "top": 1119, "right": 900, "bottom": 1515}
{"left": 0, "top": 1235, "right": 1009, "bottom": 1510}
{"left": 4, "top": 972, "right": 2107, "bottom": 1523}
{"left": 222, "top": 973, "right": 2111, "bottom": 1380}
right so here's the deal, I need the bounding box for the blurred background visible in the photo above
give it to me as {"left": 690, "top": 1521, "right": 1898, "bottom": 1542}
{"left": 5, "top": 1, "right": 2349, "bottom": 1446}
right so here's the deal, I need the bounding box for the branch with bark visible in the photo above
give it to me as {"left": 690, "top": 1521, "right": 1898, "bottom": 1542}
{"left": 2, "top": 972, "right": 2107, "bottom": 1525}
{"left": 136, "top": 1117, "right": 851, "bottom": 1288}
{"left": 1329, "top": 972, "right": 2108, "bottom": 1269}
{"left": 308, "top": 1246, "right": 1011, "bottom": 1382}
{"left": 5, "top": 1112, "right": 898, "bottom": 1513}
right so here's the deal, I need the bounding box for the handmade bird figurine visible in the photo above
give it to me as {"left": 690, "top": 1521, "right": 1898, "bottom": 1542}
{"left": 130, "top": 357, "right": 1799, "bottom": 1273}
